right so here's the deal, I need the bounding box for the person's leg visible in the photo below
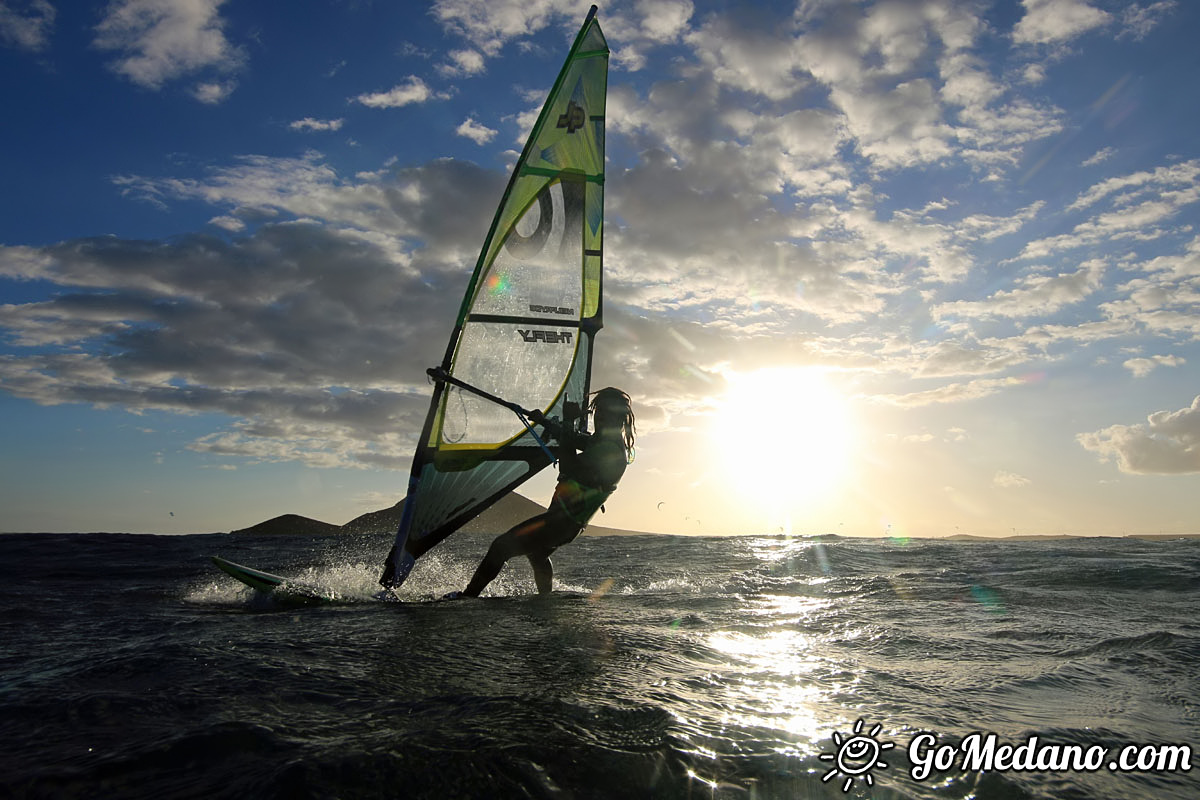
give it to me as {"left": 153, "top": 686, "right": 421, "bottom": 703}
{"left": 527, "top": 550, "right": 554, "bottom": 594}
{"left": 524, "top": 513, "right": 586, "bottom": 594}
{"left": 463, "top": 515, "right": 546, "bottom": 596}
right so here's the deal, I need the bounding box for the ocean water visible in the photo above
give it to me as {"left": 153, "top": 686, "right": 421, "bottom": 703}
{"left": 1, "top": 530, "right": 1197, "bottom": 799}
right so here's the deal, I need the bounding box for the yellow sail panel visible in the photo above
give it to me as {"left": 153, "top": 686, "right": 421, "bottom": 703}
{"left": 389, "top": 8, "right": 608, "bottom": 576}
{"left": 471, "top": 29, "right": 607, "bottom": 320}
{"left": 436, "top": 12, "right": 607, "bottom": 453}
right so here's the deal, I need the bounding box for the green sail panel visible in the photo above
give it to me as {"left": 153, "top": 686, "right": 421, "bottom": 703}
{"left": 385, "top": 8, "right": 608, "bottom": 580}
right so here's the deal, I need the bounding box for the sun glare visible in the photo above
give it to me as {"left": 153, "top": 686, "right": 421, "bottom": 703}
{"left": 713, "top": 367, "right": 855, "bottom": 528}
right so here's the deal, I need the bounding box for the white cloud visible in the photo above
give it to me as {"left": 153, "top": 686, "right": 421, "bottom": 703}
{"left": 914, "top": 340, "right": 1032, "bottom": 378}
{"left": 1123, "top": 354, "right": 1185, "bottom": 377}
{"left": 430, "top": 0, "right": 579, "bottom": 56}
{"left": 208, "top": 215, "right": 244, "bottom": 232}
{"left": 939, "top": 52, "right": 1004, "bottom": 110}
{"left": 949, "top": 92, "right": 1064, "bottom": 168}
{"left": 833, "top": 79, "right": 956, "bottom": 170}
{"left": 1067, "top": 159, "right": 1200, "bottom": 212}
{"left": 1019, "top": 318, "right": 1134, "bottom": 350}
{"left": 837, "top": 203, "right": 972, "bottom": 283}
{"left": 957, "top": 201, "right": 1045, "bottom": 241}
{"left": 1019, "top": 159, "right": 1200, "bottom": 260}
{"left": 94, "top": 0, "right": 246, "bottom": 97}
{"left": 439, "top": 48, "right": 485, "bottom": 76}
{"left": 994, "top": 470, "right": 1031, "bottom": 488}
{"left": 1118, "top": 1, "right": 1177, "bottom": 40}
{"left": 1099, "top": 268, "right": 1200, "bottom": 340}
{"left": 192, "top": 79, "right": 235, "bottom": 104}
{"left": 0, "top": 0, "right": 55, "bottom": 51}
{"left": 684, "top": 13, "right": 805, "bottom": 101}
{"left": 1021, "top": 63, "right": 1046, "bottom": 84}
{"left": 455, "top": 116, "right": 497, "bottom": 145}
{"left": 112, "top": 152, "right": 390, "bottom": 233}
{"left": 637, "top": 0, "right": 692, "bottom": 42}
{"left": 873, "top": 377, "right": 1025, "bottom": 408}
{"left": 1013, "top": 0, "right": 1110, "bottom": 45}
{"left": 106, "top": 155, "right": 513, "bottom": 281}
{"left": 290, "top": 117, "right": 344, "bottom": 133}
{"left": 443, "top": 1, "right": 1061, "bottom": 184}
{"left": 933, "top": 260, "right": 1104, "bottom": 320}
{"left": 354, "top": 76, "right": 448, "bottom": 108}
{"left": 0, "top": 158, "right": 520, "bottom": 468}
{"left": 599, "top": 0, "right": 1084, "bottom": 346}
{"left": 787, "top": 2, "right": 1064, "bottom": 174}
{"left": 1079, "top": 395, "right": 1200, "bottom": 474}
{"left": 1137, "top": 235, "right": 1200, "bottom": 280}
{"left": 1081, "top": 146, "right": 1115, "bottom": 167}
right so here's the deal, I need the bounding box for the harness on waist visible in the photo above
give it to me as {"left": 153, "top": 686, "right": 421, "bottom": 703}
{"left": 552, "top": 478, "right": 615, "bottom": 527}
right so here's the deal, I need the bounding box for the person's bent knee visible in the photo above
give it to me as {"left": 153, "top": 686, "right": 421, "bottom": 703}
{"left": 487, "top": 530, "right": 527, "bottom": 561}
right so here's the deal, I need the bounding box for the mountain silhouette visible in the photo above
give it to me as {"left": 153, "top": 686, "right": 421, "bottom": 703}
{"left": 231, "top": 492, "right": 641, "bottom": 536}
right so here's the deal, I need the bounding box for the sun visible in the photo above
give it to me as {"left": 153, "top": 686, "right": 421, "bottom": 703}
{"left": 712, "top": 366, "right": 855, "bottom": 526}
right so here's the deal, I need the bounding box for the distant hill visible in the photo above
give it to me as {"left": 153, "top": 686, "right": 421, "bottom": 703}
{"left": 232, "top": 492, "right": 646, "bottom": 537}
{"left": 945, "top": 533, "right": 1078, "bottom": 542}
{"left": 236, "top": 501, "right": 1200, "bottom": 541}
{"left": 339, "top": 501, "right": 405, "bottom": 536}
{"left": 230, "top": 513, "right": 341, "bottom": 536}
{"left": 946, "top": 532, "right": 1200, "bottom": 541}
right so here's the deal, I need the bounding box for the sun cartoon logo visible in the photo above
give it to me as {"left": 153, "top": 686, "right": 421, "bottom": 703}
{"left": 820, "top": 718, "right": 895, "bottom": 792}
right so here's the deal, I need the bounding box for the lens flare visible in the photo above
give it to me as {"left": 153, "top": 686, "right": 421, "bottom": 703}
{"left": 485, "top": 271, "right": 510, "bottom": 295}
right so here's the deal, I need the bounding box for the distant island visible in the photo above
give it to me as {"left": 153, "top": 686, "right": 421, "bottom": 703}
{"left": 229, "top": 496, "right": 1198, "bottom": 540}
{"left": 230, "top": 492, "right": 649, "bottom": 538}
{"left": 943, "top": 532, "right": 1200, "bottom": 542}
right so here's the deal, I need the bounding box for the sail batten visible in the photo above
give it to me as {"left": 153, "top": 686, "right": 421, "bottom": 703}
{"left": 382, "top": 9, "right": 608, "bottom": 584}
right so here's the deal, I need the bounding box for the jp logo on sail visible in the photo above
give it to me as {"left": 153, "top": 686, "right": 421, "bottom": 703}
{"left": 557, "top": 101, "right": 586, "bottom": 133}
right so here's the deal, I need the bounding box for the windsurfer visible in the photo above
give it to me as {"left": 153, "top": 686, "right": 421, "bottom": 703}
{"left": 458, "top": 387, "right": 636, "bottom": 597}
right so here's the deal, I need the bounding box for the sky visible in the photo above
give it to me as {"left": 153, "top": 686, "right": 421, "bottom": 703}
{"left": 1, "top": 0, "right": 1197, "bottom": 538}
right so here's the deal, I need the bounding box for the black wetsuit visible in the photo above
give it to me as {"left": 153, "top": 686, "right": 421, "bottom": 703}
{"left": 462, "top": 425, "right": 628, "bottom": 595}
{"left": 545, "top": 427, "right": 628, "bottom": 535}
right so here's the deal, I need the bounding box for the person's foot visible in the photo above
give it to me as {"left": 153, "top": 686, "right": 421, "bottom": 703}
{"left": 441, "top": 590, "right": 464, "bottom": 600}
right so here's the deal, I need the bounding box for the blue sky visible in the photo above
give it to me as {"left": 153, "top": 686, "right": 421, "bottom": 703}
{"left": 1, "top": 0, "right": 1197, "bottom": 537}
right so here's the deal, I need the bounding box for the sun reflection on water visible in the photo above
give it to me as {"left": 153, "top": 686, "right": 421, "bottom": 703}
{"left": 660, "top": 537, "right": 884, "bottom": 789}
{"left": 702, "top": 595, "right": 841, "bottom": 747}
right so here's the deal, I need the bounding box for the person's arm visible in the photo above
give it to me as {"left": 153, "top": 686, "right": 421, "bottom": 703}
{"left": 529, "top": 409, "right": 592, "bottom": 451}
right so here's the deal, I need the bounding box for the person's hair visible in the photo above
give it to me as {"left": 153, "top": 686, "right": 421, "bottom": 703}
{"left": 590, "top": 387, "right": 636, "bottom": 456}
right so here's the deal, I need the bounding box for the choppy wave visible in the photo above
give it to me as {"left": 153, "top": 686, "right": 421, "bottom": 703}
{"left": 1, "top": 531, "right": 1197, "bottom": 799}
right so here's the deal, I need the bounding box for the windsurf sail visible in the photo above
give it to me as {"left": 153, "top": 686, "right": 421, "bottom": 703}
{"left": 381, "top": 6, "right": 609, "bottom": 588}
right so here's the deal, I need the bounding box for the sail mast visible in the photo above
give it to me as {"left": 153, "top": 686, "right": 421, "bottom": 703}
{"left": 382, "top": 7, "right": 609, "bottom": 588}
